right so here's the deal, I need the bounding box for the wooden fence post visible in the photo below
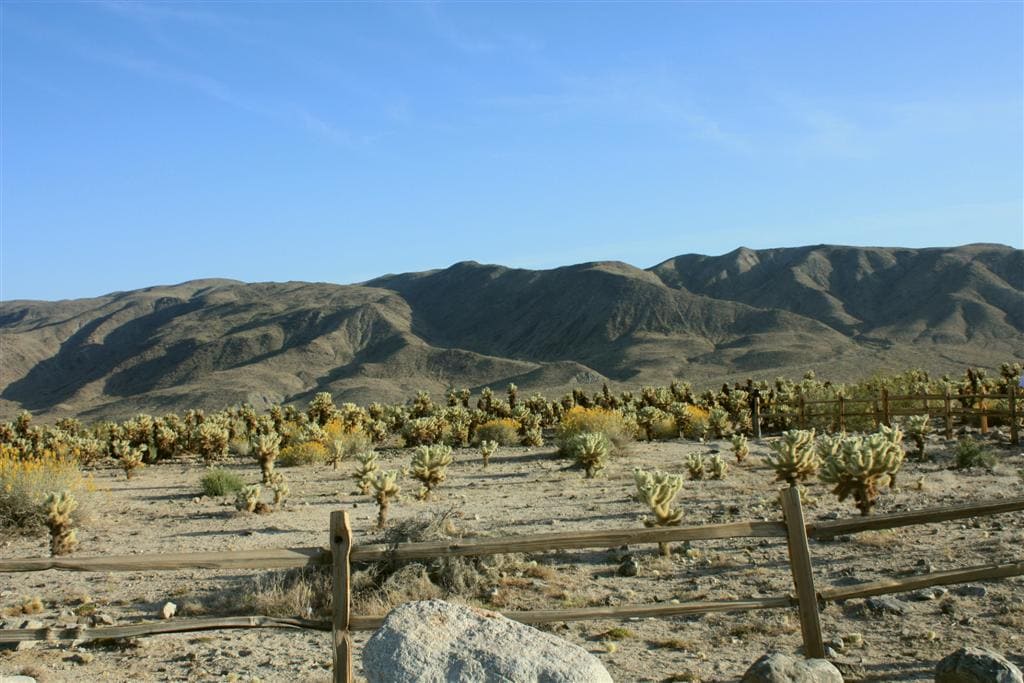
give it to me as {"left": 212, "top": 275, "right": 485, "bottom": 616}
{"left": 944, "top": 390, "right": 953, "bottom": 439}
{"left": 979, "top": 389, "right": 989, "bottom": 434}
{"left": 837, "top": 395, "right": 846, "bottom": 433}
{"left": 1010, "top": 384, "right": 1019, "bottom": 446}
{"left": 881, "top": 389, "right": 891, "bottom": 427}
{"left": 779, "top": 486, "right": 825, "bottom": 659}
{"left": 331, "top": 511, "right": 353, "bottom": 683}
{"left": 751, "top": 390, "right": 762, "bottom": 439}
{"left": 798, "top": 395, "right": 806, "bottom": 430}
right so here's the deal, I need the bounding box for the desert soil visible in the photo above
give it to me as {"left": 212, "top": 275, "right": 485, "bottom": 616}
{"left": 1, "top": 434, "right": 1022, "bottom": 683}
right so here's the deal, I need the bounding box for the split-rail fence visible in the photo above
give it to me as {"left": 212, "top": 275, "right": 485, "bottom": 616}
{"left": 1, "top": 492, "right": 1022, "bottom": 682}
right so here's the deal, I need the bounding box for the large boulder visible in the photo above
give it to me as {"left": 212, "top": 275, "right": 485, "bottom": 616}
{"left": 742, "top": 652, "right": 844, "bottom": 683}
{"left": 362, "top": 600, "right": 613, "bottom": 683}
{"left": 935, "top": 647, "right": 1023, "bottom": 683}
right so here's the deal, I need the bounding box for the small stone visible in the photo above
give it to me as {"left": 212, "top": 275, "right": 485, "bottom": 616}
{"left": 92, "top": 613, "right": 115, "bottom": 626}
{"left": 865, "top": 596, "right": 908, "bottom": 616}
{"left": 954, "top": 585, "right": 988, "bottom": 599}
{"left": 907, "top": 587, "right": 949, "bottom": 602}
{"left": 160, "top": 602, "right": 178, "bottom": 620}
{"left": 617, "top": 556, "right": 639, "bottom": 577}
{"left": 70, "top": 651, "right": 95, "bottom": 664}
{"left": 935, "top": 646, "right": 1023, "bottom": 683}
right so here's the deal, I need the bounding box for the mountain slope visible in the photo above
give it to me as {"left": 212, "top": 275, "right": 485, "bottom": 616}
{"left": 1, "top": 244, "right": 1021, "bottom": 421}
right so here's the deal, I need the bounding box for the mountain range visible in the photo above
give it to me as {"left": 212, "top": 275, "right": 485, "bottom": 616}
{"left": 1, "top": 243, "right": 1021, "bottom": 421}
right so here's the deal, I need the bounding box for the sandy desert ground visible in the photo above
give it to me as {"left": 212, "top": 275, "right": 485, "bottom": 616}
{"left": 1, "top": 434, "right": 1022, "bottom": 683}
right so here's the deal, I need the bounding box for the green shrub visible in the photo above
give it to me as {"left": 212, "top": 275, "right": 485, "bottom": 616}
{"left": 200, "top": 468, "right": 244, "bottom": 497}
{"left": 954, "top": 437, "right": 997, "bottom": 469}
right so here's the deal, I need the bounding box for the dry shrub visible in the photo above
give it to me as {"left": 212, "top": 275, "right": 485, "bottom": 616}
{"left": 679, "top": 405, "right": 710, "bottom": 439}
{"left": 278, "top": 441, "right": 328, "bottom": 467}
{"left": 473, "top": 418, "right": 520, "bottom": 446}
{"left": 0, "top": 444, "right": 92, "bottom": 535}
{"left": 556, "top": 406, "right": 634, "bottom": 454}
{"left": 240, "top": 566, "right": 333, "bottom": 619}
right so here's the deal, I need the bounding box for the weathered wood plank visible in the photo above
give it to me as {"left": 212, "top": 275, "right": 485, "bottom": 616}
{"left": 347, "top": 596, "right": 794, "bottom": 631}
{"left": 780, "top": 486, "right": 825, "bottom": 659}
{"left": 0, "top": 616, "right": 330, "bottom": 643}
{"left": 0, "top": 547, "right": 330, "bottom": 573}
{"left": 331, "top": 511, "right": 353, "bottom": 683}
{"left": 348, "top": 520, "right": 787, "bottom": 563}
{"left": 821, "top": 562, "right": 1024, "bottom": 602}
{"left": 808, "top": 497, "right": 1024, "bottom": 539}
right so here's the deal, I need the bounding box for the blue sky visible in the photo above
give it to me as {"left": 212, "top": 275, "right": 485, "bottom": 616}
{"left": 1, "top": 1, "right": 1021, "bottom": 301}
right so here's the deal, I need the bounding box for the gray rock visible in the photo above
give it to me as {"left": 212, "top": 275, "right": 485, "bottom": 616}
{"left": 935, "top": 647, "right": 1023, "bottom": 683}
{"left": 362, "top": 599, "right": 613, "bottom": 683}
{"left": 954, "top": 585, "right": 989, "bottom": 599}
{"left": 618, "top": 555, "right": 640, "bottom": 577}
{"left": 2, "top": 677, "right": 38, "bottom": 683}
{"left": 865, "top": 596, "right": 908, "bottom": 615}
{"left": 741, "top": 652, "right": 844, "bottom": 682}
{"left": 907, "top": 587, "right": 950, "bottom": 602}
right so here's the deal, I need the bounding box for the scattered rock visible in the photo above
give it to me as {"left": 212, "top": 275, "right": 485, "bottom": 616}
{"left": 907, "top": 587, "right": 950, "bottom": 602}
{"left": 161, "top": 602, "right": 178, "bottom": 620}
{"left": 2, "top": 677, "right": 38, "bottom": 683}
{"left": 935, "top": 646, "right": 1023, "bottom": 683}
{"left": 741, "top": 652, "right": 844, "bottom": 682}
{"left": 362, "top": 599, "right": 613, "bottom": 682}
{"left": 865, "top": 596, "right": 908, "bottom": 616}
{"left": 617, "top": 555, "right": 640, "bottom": 577}
{"left": 92, "top": 612, "right": 116, "bottom": 626}
{"left": 954, "top": 585, "right": 989, "bottom": 599}
{"left": 70, "top": 651, "right": 95, "bottom": 664}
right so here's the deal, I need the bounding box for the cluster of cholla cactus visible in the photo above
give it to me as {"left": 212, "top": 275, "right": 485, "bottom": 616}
{"left": 565, "top": 432, "right": 611, "bottom": 478}
{"left": 411, "top": 444, "right": 454, "bottom": 500}
{"left": 43, "top": 491, "right": 78, "bottom": 556}
{"left": 634, "top": 468, "right": 684, "bottom": 556}
{"left": 479, "top": 440, "right": 498, "bottom": 467}
{"left": 905, "top": 415, "right": 931, "bottom": 461}
{"left": 819, "top": 427, "right": 905, "bottom": 516}
{"left": 708, "top": 407, "right": 731, "bottom": 438}
{"left": 731, "top": 433, "right": 749, "bottom": 463}
{"left": 372, "top": 470, "right": 400, "bottom": 528}
{"left": 196, "top": 420, "right": 230, "bottom": 464}
{"left": 354, "top": 451, "right": 380, "bottom": 494}
{"left": 685, "top": 453, "right": 728, "bottom": 480}
{"left": 252, "top": 431, "right": 282, "bottom": 484}
{"left": 767, "top": 429, "right": 819, "bottom": 485}
{"left": 112, "top": 439, "right": 145, "bottom": 480}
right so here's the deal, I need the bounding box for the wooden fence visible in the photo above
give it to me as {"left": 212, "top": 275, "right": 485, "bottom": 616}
{"left": 755, "top": 385, "right": 1019, "bottom": 444}
{"left": 1, "top": 493, "right": 1022, "bottom": 682}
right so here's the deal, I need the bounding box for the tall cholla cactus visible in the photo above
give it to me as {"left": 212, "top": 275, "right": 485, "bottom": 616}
{"left": 707, "top": 454, "right": 728, "bottom": 480}
{"left": 767, "top": 429, "right": 819, "bottom": 485}
{"left": 196, "top": 421, "right": 230, "bottom": 464}
{"left": 372, "top": 470, "right": 400, "bottom": 528}
{"left": 820, "top": 432, "right": 904, "bottom": 516}
{"left": 685, "top": 453, "right": 706, "bottom": 480}
{"left": 566, "top": 432, "right": 611, "bottom": 478}
{"left": 634, "top": 468, "right": 684, "bottom": 556}
{"left": 905, "top": 415, "right": 930, "bottom": 461}
{"left": 113, "top": 439, "right": 145, "bottom": 480}
{"left": 411, "top": 444, "right": 453, "bottom": 499}
{"left": 708, "top": 407, "right": 730, "bottom": 438}
{"left": 730, "top": 433, "right": 749, "bottom": 463}
{"left": 268, "top": 472, "right": 289, "bottom": 507}
{"left": 252, "top": 431, "right": 282, "bottom": 484}
{"left": 44, "top": 491, "right": 78, "bottom": 556}
{"left": 354, "top": 451, "right": 379, "bottom": 494}
{"left": 479, "top": 440, "right": 498, "bottom": 467}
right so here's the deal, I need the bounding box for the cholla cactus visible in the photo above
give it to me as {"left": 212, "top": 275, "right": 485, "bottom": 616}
{"left": 354, "top": 450, "right": 379, "bottom": 494}
{"left": 730, "top": 434, "right": 749, "bottom": 463}
{"left": 815, "top": 432, "right": 845, "bottom": 461}
{"left": 905, "top": 415, "right": 930, "bottom": 461}
{"left": 820, "top": 432, "right": 904, "bottom": 516}
{"left": 767, "top": 429, "right": 819, "bottom": 485}
{"left": 708, "top": 407, "right": 730, "bottom": 438}
{"left": 479, "top": 440, "right": 498, "bottom": 467}
{"left": 372, "top": 470, "right": 400, "bottom": 528}
{"left": 566, "top": 432, "right": 611, "bottom": 478}
{"left": 634, "top": 468, "right": 684, "bottom": 556}
{"left": 268, "top": 472, "right": 289, "bottom": 507}
{"left": 411, "top": 444, "right": 453, "bottom": 499}
{"left": 685, "top": 453, "right": 706, "bottom": 480}
{"left": 43, "top": 491, "right": 78, "bottom": 556}
{"left": 196, "top": 422, "right": 230, "bottom": 464}
{"left": 235, "top": 484, "right": 262, "bottom": 513}
{"left": 707, "top": 454, "right": 728, "bottom": 480}
{"left": 252, "top": 431, "right": 282, "bottom": 483}
{"left": 113, "top": 440, "right": 145, "bottom": 480}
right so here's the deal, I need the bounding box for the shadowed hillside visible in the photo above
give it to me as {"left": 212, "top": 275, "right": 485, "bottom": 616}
{"left": 1, "top": 244, "right": 1021, "bottom": 421}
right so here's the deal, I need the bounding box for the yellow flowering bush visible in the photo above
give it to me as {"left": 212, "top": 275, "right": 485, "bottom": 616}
{"left": 0, "top": 443, "right": 92, "bottom": 534}
{"left": 278, "top": 441, "right": 329, "bottom": 467}
{"left": 556, "top": 406, "right": 634, "bottom": 453}
{"left": 473, "top": 418, "right": 520, "bottom": 446}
